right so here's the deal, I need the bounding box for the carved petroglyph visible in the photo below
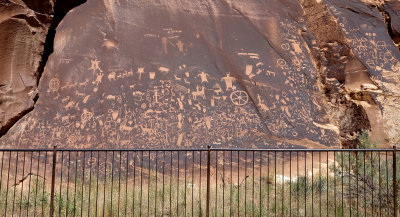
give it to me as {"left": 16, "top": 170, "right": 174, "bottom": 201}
{"left": 89, "top": 59, "right": 103, "bottom": 73}
{"left": 137, "top": 68, "right": 144, "bottom": 80}
{"left": 257, "top": 94, "right": 269, "bottom": 112}
{"left": 92, "top": 73, "right": 104, "bottom": 86}
{"left": 221, "top": 73, "right": 236, "bottom": 91}
{"left": 161, "top": 37, "right": 168, "bottom": 54}
{"left": 197, "top": 71, "right": 208, "bottom": 83}
{"left": 230, "top": 91, "right": 249, "bottom": 106}
{"left": 108, "top": 71, "right": 116, "bottom": 81}
{"left": 192, "top": 86, "right": 205, "bottom": 100}
{"left": 0, "top": 7, "right": 344, "bottom": 150}
{"left": 49, "top": 78, "right": 60, "bottom": 91}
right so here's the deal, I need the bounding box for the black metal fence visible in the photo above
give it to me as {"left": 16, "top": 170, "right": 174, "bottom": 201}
{"left": 0, "top": 147, "right": 398, "bottom": 217}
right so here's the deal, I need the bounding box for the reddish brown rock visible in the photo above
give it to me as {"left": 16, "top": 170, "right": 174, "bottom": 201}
{"left": 0, "top": 0, "right": 54, "bottom": 136}
{"left": 1, "top": 0, "right": 399, "bottom": 149}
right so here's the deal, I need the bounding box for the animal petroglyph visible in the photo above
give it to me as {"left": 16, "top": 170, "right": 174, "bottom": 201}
{"left": 158, "top": 67, "right": 170, "bottom": 73}
{"left": 192, "top": 86, "right": 205, "bottom": 100}
{"left": 108, "top": 72, "right": 116, "bottom": 81}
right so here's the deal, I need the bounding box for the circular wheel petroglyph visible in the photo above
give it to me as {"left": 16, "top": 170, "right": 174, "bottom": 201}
{"left": 230, "top": 90, "right": 249, "bottom": 106}
{"left": 49, "top": 78, "right": 60, "bottom": 91}
{"left": 81, "top": 111, "right": 93, "bottom": 122}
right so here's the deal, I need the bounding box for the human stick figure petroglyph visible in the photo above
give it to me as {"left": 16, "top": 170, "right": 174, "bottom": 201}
{"left": 89, "top": 59, "right": 103, "bottom": 73}
{"left": 92, "top": 73, "right": 104, "bottom": 85}
{"left": 221, "top": 73, "right": 236, "bottom": 91}
{"left": 197, "top": 71, "right": 208, "bottom": 83}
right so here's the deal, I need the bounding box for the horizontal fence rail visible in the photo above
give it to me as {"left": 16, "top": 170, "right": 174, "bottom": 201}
{"left": 0, "top": 147, "right": 398, "bottom": 217}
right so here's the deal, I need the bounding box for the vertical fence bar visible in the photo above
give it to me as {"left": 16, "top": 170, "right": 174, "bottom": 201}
{"left": 289, "top": 151, "right": 291, "bottom": 217}
{"left": 371, "top": 151, "right": 374, "bottom": 215}
{"left": 297, "top": 151, "right": 299, "bottom": 216}
{"left": 81, "top": 151, "right": 86, "bottom": 217}
{"left": 148, "top": 151, "right": 151, "bottom": 217}
{"left": 386, "top": 151, "right": 389, "bottom": 216}
{"left": 334, "top": 151, "right": 336, "bottom": 217}
{"left": 252, "top": 151, "right": 254, "bottom": 217}
{"left": 223, "top": 151, "right": 226, "bottom": 217}
{"left": 4, "top": 151, "right": 11, "bottom": 217}
{"left": 0, "top": 151, "right": 4, "bottom": 215}
{"left": 118, "top": 151, "right": 122, "bottom": 217}
{"left": 281, "top": 151, "right": 284, "bottom": 216}
{"left": 183, "top": 151, "right": 186, "bottom": 217}
{"left": 49, "top": 146, "right": 57, "bottom": 217}
{"left": 33, "top": 151, "right": 40, "bottom": 217}
{"left": 125, "top": 151, "right": 129, "bottom": 217}
{"left": 200, "top": 151, "right": 203, "bottom": 216}
{"left": 244, "top": 151, "right": 247, "bottom": 217}
{"left": 326, "top": 151, "right": 329, "bottom": 217}
{"left": 161, "top": 151, "right": 165, "bottom": 217}
{"left": 206, "top": 146, "right": 211, "bottom": 217}
{"left": 237, "top": 151, "right": 240, "bottom": 217}
{"left": 96, "top": 151, "right": 100, "bottom": 217}
{"left": 363, "top": 151, "right": 366, "bottom": 217}
{"left": 260, "top": 151, "right": 262, "bottom": 216}
{"left": 19, "top": 151, "right": 26, "bottom": 217}
{"left": 73, "top": 152, "right": 78, "bottom": 217}
{"left": 311, "top": 151, "right": 314, "bottom": 217}
{"left": 192, "top": 151, "right": 194, "bottom": 217}
{"left": 177, "top": 151, "right": 179, "bottom": 217}
{"left": 215, "top": 151, "right": 218, "bottom": 216}
{"left": 155, "top": 151, "right": 158, "bottom": 217}
{"left": 88, "top": 151, "right": 93, "bottom": 217}
{"left": 169, "top": 151, "right": 172, "bottom": 217}
{"left": 304, "top": 151, "right": 306, "bottom": 217}
{"left": 274, "top": 151, "right": 277, "bottom": 217}
{"left": 356, "top": 151, "right": 359, "bottom": 216}
{"left": 267, "top": 151, "right": 270, "bottom": 216}
{"left": 379, "top": 152, "right": 382, "bottom": 216}
{"left": 230, "top": 151, "right": 232, "bottom": 217}
{"left": 348, "top": 151, "right": 351, "bottom": 217}
{"left": 394, "top": 146, "right": 398, "bottom": 217}
{"left": 41, "top": 151, "right": 48, "bottom": 216}
{"left": 11, "top": 151, "right": 18, "bottom": 217}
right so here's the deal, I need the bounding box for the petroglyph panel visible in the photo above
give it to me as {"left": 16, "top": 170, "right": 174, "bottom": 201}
{"left": 324, "top": 0, "right": 400, "bottom": 144}
{"left": 0, "top": 0, "right": 341, "bottom": 149}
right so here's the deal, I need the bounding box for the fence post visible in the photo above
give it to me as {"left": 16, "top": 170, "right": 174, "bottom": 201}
{"left": 206, "top": 145, "right": 211, "bottom": 217}
{"left": 50, "top": 145, "right": 57, "bottom": 217}
{"left": 394, "top": 145, "right": 398, "bottom": 217}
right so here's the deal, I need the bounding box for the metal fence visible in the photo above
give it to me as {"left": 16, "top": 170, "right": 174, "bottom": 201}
{"left": 0, "top": 146, "right": 398, "bottom": 217}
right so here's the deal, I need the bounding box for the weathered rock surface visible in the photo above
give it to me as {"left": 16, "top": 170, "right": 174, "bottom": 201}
{"left": 0, "top": 0, "right": 54, "bottom": 136}
{"left": 0, "top": 0, "right": 399, "bottom": 149}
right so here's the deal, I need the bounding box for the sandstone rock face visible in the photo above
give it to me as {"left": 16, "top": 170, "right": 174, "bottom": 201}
{"left": 0, "top": 0, "right": 399, "bottom": 149}
{"left": 0, "top": 0, "right": 54, "bottom": 136}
